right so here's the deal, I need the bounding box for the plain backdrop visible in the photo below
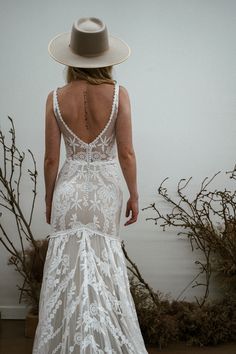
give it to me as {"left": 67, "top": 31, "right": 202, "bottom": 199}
{"left": 0, "top": 0, "right": 236, "bottom": 318}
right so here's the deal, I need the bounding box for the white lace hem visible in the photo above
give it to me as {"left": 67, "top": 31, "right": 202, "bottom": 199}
{"left": 33, "top": 226, "right": 148, "bottom": 354}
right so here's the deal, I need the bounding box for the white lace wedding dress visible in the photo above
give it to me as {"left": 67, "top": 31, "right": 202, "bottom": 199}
{"left": 32, "top": 81, "right": 148, "bottom": 353}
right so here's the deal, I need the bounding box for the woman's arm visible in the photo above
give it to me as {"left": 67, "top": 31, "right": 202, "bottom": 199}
{"left": 44, "top": 91, "right": 61, "bottom": 224}
{"left": 115, "top": 85, "right": 139, "bottom": 226}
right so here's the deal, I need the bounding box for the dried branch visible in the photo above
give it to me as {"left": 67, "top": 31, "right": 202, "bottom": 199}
{"left": 121, "top": 240, "right": 160, "bottom": 307}
{"left": 0, "top": 116, "right": 43, "bottom": 311}
{"left": 142, "top": 168, "right": 236, "bottom": 307}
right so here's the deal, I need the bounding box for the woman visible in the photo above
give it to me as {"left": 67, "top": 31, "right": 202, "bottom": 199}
{"left": 32, "top": 17, "right": 148, "bottom": 353}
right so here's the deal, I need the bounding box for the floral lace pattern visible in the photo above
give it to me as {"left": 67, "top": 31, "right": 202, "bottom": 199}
{"left": 32, "top": 81, "right": 148, "bottom": 353}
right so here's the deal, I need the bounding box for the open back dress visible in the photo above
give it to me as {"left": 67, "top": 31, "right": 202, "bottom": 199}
{"left": 32, "top": 80, "right": 148, "bottom": 354}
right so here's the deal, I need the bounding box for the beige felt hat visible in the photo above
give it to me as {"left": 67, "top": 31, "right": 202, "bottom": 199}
{"left": 48, "top": 17, "right": 131, "bottom": 68}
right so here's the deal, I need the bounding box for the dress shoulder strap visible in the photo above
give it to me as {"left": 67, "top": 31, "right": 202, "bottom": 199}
{"left": 114, "top": 80, "right": 119, "bottom": 117}
{"left": 52, "top": 89, "right": 60, "bottom": 123}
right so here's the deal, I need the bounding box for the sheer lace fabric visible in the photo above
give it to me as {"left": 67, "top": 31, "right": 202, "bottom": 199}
{"left": 32, "top": 81, "right": 148, "bottom": 353}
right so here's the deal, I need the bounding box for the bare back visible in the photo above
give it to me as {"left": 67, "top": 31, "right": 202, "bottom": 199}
{"left": 56, "top": 80, "right": 117, "bottom": 145}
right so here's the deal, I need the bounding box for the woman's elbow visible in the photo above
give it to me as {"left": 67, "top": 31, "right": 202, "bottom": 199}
{"left": 44, "top": 156, "right": 59, "bottom": 166}
{"left": 118, "top": 148, "right": 136, "bottom": 161}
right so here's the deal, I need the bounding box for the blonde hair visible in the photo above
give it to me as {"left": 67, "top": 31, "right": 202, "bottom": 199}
{"left": 65, "top": 65, "right": 115, "bottom": 85}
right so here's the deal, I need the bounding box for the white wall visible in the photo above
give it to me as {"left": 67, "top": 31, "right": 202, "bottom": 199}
{"left": 0, "top": 0, "right": 236, "bottom": 318}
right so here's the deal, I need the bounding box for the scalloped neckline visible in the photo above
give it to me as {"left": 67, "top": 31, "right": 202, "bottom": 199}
{"left": 54, "top": 81, "right": 117, "bottom": 147}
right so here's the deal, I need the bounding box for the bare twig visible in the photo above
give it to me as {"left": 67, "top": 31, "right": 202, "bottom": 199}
{"left": 142, "top": 168, "right": 236, "bottom": 307}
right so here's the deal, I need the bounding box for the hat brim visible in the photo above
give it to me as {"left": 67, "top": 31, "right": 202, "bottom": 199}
{"left": 48, "top": 32, "right": 131, "bottom": 68}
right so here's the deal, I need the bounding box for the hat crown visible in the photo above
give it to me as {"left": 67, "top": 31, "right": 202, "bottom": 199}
{"left": 69, "top": 17, "right": 109, "bottom": 57}
{"left": 77, "top": 18, "right": 104, "bottom": 32}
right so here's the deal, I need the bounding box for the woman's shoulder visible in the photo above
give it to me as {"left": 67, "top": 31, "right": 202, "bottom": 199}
{"left": 118, "top": 84, "right": 130, "bottom": 103}
{"left": 119, "top": 84, "right": 128, "bottom": 94}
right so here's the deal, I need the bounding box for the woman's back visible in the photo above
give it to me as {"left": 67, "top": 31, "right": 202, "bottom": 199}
{"left": 53, "top": 80, "right": 120, "bottom": 162}
{"left": 55, "top": 80, "right": 118, "bottom": 145}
